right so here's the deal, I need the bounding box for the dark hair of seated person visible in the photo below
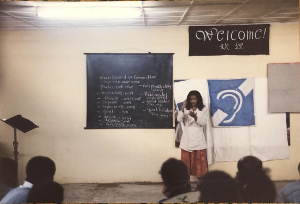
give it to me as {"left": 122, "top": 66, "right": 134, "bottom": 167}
{"left": 236, "top": 155, "right": 277, "bottom": 202}
{"left": 0, "top": 157, "right": 18, "bottom": 188}
{"left": 197, "top": 170, "right": 240, "bottom": 202}
{"left": 27, "top": 181, "right": 64, "bottom": 203}
{"left": 26, "top": 156, "right": 56, "bottom": 185}
{"left": 159, "top": 158, "right": 191, "bottom": 199}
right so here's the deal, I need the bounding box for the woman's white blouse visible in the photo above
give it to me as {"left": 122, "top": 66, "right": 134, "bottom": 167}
{"left": 176, "top": 107, "right": 208, "bottom": 152}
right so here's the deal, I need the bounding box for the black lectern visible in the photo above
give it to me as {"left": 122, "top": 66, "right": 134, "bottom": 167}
{"left": 1, "top": 115, "right": 38, "bottom": 182}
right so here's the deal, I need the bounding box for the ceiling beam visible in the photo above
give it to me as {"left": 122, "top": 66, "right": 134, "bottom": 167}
{"left": 141, "top": 1, "right": 146, "bottom": 27}
{"left": 0, "top": 10, "right": 40, "bottom": 28}
{"left": 252, "top": 8, "right": 284, "bottom": 23}
{"left": 177, "top": 1, "right": 193, "bottom": 26}
{"left": 215, "top": 0, "right": 251, "bottom": 24}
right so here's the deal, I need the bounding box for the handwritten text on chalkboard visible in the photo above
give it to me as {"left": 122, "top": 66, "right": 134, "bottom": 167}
{"left": 97, "top": 74, "right": 172, "bottom": 127}
{"left": 189, "top": 24, "right": 270, "bottom": 56}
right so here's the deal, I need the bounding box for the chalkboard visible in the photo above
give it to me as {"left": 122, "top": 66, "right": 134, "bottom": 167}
{"left": 85, "top": 53, "right": 174, "bottom": 129}
{"left": 189, "top": 24, "right": 270, "bottom": 56}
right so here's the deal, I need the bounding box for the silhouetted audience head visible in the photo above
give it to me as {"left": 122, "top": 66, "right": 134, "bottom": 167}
{"left": 0, "top": 157, "right": 18, "bottom": 188}
{"left": 0, "top": 157, "right": 18, "bottom": 200}
{"left": 298, "top": 162, "right": 300, "bottom": 174}
{"left": 27, "top": 181, "right": 64, "bottom": 203}
{"left": 236, "top": 155, "right": 277, "bottom": 202}
{"left": 159, "top": 158, "right": 191, "bottom": 198}
{"left": 237, "top": 155, "right": 262, "bottom": 179}
{"left": 26, "top": 156, "right": 56, "bottom": 185}
{"left": 198, "top": 170, "right": 240, "bottom": 202}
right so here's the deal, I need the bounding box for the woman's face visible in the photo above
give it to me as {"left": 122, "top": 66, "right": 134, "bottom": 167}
{"left": 190, "top": 95, "right": 197, "bottom": 107}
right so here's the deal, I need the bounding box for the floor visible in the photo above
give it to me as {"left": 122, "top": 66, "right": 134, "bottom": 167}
{"left": 62, "top": 181, "right": 292, "bottom": 203}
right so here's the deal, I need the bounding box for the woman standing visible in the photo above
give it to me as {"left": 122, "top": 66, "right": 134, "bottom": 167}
{"left": 176, "top": 90, "right": 208, "bottom": 179}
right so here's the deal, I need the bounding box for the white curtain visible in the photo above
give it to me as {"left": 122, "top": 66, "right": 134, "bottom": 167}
{"left": 174, "top": 78, "right": 289, "bottom": 164}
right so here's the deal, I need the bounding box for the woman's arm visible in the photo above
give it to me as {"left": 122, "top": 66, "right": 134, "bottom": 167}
{"left": 177, "top": 100, "right": 187, "bottom": 122}
{"left": 195, "top": 107, "right": 208, "bottom": 126}
{"left": 177, "top": 109, "right": 185, "bottom": 122}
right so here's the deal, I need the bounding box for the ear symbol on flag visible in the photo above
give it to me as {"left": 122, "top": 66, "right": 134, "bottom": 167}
{"left": 216, "top": 90, "right": 243, "bottom": 123}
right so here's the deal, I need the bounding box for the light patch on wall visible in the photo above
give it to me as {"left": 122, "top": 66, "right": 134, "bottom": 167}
{"left": 268, "top": 63, "right": 300, "bottom": 113}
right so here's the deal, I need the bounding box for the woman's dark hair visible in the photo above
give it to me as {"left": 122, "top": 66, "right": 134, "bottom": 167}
{"left": 159, "top": 158, "right": 191, "bottom": 198}
{"left": 0, "top": 157, "right": 18, "bottom": 188}
{"left": 236, "top": 156, "right": 277, "bottom": 202}
{"left": 237, "top": 156, "right": 262, "bottom": 179}
{"left": 198, "top": 170, "right": 240, "bottom": 202}
{"left": 185, "top": 90, "right": 205, "bottom": 111}
{"left": 26, "top": 156, "right": 56, "bottom": 185}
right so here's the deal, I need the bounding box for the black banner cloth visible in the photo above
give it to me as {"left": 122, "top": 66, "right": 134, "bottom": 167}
{"left": 189, "top": 24, "right": 270, "bottom": 56}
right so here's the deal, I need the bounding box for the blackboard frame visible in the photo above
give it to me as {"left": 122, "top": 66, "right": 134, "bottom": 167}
{"left": 84, "top": 53, "right": 174, "bottom": 129}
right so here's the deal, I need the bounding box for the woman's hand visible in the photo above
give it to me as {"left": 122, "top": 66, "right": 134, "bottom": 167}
{"left": 189, "top": 111, "right": 197, "bottom": 121}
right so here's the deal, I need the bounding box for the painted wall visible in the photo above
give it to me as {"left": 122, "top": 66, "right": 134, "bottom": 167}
{"left": 0, "top": 24, "right": 299, "bottom": 184}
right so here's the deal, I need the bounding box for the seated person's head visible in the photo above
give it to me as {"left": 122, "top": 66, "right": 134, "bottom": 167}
{"left": 159, "top": 158, "right": 190, "bottom": 198}
{"left": 237, "top": 155, "right": 262, "bottom": 180}
{"left": 298, "top": 162, "right": 300, "bottom": 174}
{"left": 197, "top": 170, "right": 240, "bottom": 202}
{"left": 27, "top": 181, "right": 64, "bottom": 203}
{"left": 26, "top": 156, "right": 56, "bottom": 185}
{"left": 236, "top": 155, "right": 276, "bottom": 202}
{"left": 0, "top": 157, "right": 18, "bottom": 188}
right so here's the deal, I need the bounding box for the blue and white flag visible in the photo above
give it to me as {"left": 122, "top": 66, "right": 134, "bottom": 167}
{"left": 208, "top": 78, "right": 255, "bottom": 127}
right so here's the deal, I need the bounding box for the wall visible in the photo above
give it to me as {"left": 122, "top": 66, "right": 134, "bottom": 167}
{"left": 0, "top": 24, "right": 299, "bottom": 184}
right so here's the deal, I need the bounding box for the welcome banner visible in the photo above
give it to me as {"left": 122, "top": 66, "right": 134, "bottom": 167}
{"left": 189, "top": 24, "right": 270, "bottom": 56}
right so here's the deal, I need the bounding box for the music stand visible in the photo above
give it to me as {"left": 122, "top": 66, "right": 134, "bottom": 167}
{"left": 1, "top": 115, "right": 38, "bottom": 182}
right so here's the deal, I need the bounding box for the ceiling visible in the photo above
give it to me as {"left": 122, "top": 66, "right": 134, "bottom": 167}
{"left": 0, "top": 0, "right": 298, "bottom": 30}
